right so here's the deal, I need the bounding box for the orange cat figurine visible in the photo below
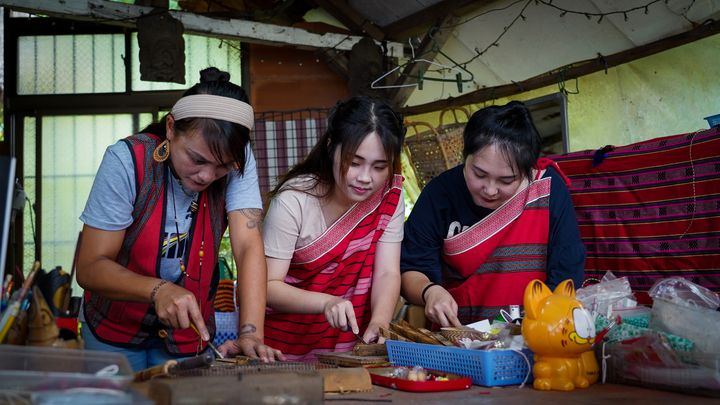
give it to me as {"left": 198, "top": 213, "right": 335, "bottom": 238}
{"left": 522, "top": 279, "right": 599, "bottom": 391}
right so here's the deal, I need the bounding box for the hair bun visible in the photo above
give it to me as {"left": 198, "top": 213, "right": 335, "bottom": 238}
{"left": 199, "top": 67, "right": 231, "bottom": 83}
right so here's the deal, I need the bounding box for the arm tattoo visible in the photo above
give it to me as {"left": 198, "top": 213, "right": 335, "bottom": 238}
{"left": 238, "top": 208, "right": 263, "bottom": 229}
{"left": 239, "top": 323, "right": 257, "bottom": 336}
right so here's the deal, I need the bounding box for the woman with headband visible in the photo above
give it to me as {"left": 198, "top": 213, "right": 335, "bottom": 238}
{"left": 77, "top": 67, "right": 284, "bottom": 370}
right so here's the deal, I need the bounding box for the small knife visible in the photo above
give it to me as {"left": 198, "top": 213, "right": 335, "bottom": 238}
{"left": 353, "top": 331, "right": 369, "bottom": 345}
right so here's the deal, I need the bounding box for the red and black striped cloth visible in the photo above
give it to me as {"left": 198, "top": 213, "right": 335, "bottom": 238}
{"left": 264, "top": 176, "right": 403, "bottom": 361}
{"left": 552, "top": 128, "right": 720, "bottom": 303}
{"left": 214, "top": 280, "right": 235, "bottom": 312}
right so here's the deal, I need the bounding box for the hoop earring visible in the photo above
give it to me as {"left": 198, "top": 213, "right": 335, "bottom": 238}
{"left": 153, "top": 139, "right": 170, "bottom": 162}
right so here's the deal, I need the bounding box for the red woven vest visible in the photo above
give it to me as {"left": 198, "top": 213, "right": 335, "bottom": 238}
{"left": 84, "top": 133, "right": 227, "bottom": 354}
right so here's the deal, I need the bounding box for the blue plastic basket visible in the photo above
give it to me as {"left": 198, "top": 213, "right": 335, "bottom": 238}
{"left": 386, "top": 340, "right": 533, "bottom": 387}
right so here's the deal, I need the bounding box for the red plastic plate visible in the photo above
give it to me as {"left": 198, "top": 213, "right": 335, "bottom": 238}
{"left": 367, "top": 366, "right": 472, "bottom": 392}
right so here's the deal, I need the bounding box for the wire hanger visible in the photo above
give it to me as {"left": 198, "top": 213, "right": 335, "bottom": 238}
{"left": 371, "top": 38, "right": 474, "bottom": 91}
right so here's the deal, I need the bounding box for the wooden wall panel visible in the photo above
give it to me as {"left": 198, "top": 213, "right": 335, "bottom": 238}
{"left": 248, "top": 44, "right": 349, "bottom": 113}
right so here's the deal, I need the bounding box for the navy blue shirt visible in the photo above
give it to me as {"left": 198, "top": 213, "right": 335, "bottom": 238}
{"left": 401, "top": 165, "right": 585, "bottom": 290}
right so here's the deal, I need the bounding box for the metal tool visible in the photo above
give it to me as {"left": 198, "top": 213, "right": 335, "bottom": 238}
{"left": 172, "top": 351, "right": 215, "bottom": 371}
{"left": 158, "top": 323, "right": 225, "bottom": 360}
{"left": 353, "top": 331, "right": 369, "bottom": 345}
{"left": 190, "top": 322, "right": 225, "bottom": 359}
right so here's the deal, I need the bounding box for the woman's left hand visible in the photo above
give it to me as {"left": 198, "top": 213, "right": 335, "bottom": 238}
{"left": 218, "top": 335, "right": 286, "bottom": 362}
{"left": 360, "top": 321, "right": 386, "bottom": 344}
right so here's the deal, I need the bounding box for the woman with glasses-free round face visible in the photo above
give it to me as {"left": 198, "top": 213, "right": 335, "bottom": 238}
{"left": 331, "top": 131, "right": 392, "bottom": 207}
{"left": 77, "top": 67, "right": 284, "bottom": 372}
{"left": 463, "top": 142, "right": 528, "bottom": 210}
{"left": 400, "top": 101, "right": 586, "bottom": 329}
{"left": 164, "top": 114, "right": 238, "bottom": 193}
{"left": 255, "top": 96, "right": 407, "bottom": 361}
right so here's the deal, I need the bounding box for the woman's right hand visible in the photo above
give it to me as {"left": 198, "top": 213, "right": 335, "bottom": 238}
{"left": 152, "top": 281, "right": 210, "bottom": 341}
{"left": 323, "top": 296, "right": 359, "bottom": 334}
{"left": 423, "top": 285, "right": 462, "bottom": 327}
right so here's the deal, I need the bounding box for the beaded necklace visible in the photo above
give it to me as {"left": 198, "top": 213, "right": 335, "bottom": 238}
{"left": 168, "top": 166, "right": 205, "bottom": 282}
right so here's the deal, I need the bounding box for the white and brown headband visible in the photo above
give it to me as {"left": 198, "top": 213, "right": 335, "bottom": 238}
{"left": 171, "top": 94, "right": 255, "bottom": 130}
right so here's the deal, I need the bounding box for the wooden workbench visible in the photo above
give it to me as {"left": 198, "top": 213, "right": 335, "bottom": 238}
{"left": 323, "top": 383, "right": 717, "bottom": 404}
{"left": 133, "top": 379, "right": 717, "bottom": 404}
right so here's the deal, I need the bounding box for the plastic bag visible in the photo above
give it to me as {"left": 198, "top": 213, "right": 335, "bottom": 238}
{"left": 576, "top": 272, "right": 635, "bottom": 317}
{"left": 648, "top": 277, "right": 720, "bottom": 310}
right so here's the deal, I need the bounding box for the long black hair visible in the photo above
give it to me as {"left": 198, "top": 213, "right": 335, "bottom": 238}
{"left": 141, "top": 67, "right": 251, "bottom": 176}
{"left": 270, "top": 96, "right": 406, "bottom": 199}
{"left": 463, "top": 101, "right": 542, "bottom": 180}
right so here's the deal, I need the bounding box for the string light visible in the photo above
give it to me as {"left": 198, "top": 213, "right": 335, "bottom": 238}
{"left": 380, "top": 0, "right": 675, "bottom": 91}
{"left": 441, "top": 0, "right": 527, "bottom": 29}
{"left": 453, "top": 0, "right": 534, "bottom": 70}
{"left": 538, "top": 0, "right": 663, "bottom": 21}
{"left": 421, "top": 0, "right": 674, "bottom": 79}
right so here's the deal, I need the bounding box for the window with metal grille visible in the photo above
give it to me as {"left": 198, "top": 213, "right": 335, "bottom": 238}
{"left": 9, "top": 17, "right": 244, "bottom": 279}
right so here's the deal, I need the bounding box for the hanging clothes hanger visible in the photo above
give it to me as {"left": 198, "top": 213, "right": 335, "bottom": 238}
{"left": 414, "top": 48, "right": 475, "bottom": 92}
{"left": 371, "top": 38, "right": 474, "bottom": 91}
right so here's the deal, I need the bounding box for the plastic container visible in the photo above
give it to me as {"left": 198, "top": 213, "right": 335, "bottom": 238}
{"left": 367, "top": 366, "right": 472, "bottom": 392}
{"left": 603, "top": 343, "right": 720, "bottom": 397}
{"left": 0, "top": 345, "right": 133, "bottom": 391}
{"left": 649, "top": 298, "right": 720, "bottom": 354}
{"left": 385, "top": 340, "right": 533, "bottom": 386}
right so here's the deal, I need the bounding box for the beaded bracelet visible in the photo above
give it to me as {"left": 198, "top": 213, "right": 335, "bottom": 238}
{"left": 150, "top": 280, "right": 169, "bottom": 305}
{"left": 421, "top": 282, "right": 438, "bottom": 304}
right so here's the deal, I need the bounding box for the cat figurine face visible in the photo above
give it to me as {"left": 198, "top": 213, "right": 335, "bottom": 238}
{"left": 522, "top": 279, "right": 599, "bottom": 391}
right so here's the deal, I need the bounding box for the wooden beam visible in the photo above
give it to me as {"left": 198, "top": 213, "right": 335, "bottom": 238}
{"left": 401, "top": 19, "right": 720, "bottom": 116}
{"left": 383, "top": 0, "right": 493, "bottom": 40}
{"left": 0, "top": 0, "right": 403, "bottom": 56}
{"left": 316, "top": 48, "right": 350, "bottom": 81}
{"left": 311, "top": 0, "right": 386, "bottom": 41}
{"left": 7, "top": 91, "right": 184, "bottom": 114}
{"left": 389, "top": 14, "right": 460, "bottom": 108}
{"left": 135, "top": 0, "right": 168, "bottom": 7}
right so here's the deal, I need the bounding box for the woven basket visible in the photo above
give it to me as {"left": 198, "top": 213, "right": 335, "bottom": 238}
{"left": 440, "top": 327, "right": 493, "bottom": 346}
{"left": 404, "top": 121, "right": 449, "bottom": 188}
{"left": 436, "top": 107, "right": 470, "bottom": 169}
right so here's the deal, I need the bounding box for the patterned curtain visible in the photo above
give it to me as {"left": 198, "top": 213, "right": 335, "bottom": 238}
{"left": 252, "top": 109, "right": 330, "bottom": 201}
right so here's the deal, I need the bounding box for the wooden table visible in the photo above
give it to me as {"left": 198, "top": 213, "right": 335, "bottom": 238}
{"left": 133, "top": 379, "right": 718, "bottom": 404}
{"left": 323, "top": 383, "right": 718, "bottom": 404}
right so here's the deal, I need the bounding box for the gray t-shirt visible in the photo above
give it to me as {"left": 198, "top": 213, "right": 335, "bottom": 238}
{"left": 80, "top": 139, "right": 262, "bottom": 281}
